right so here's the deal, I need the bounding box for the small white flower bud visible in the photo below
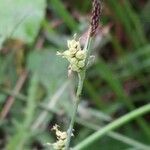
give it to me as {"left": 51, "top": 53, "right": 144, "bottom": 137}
{"left": 75, "top": 50, "right": 86, "bottom": 60}
{"left": 69, "top": 48, "right": 78, "bottom": 55}
{"left": 63, "top": 50, "right": 71, "bottom": 57}
{"left": 73, "top": 41, "right": 81, "bottom": 50}
{"left": 60, "top": 132, "right": 67, "bottom": 140}
{"left": 78, "top": 60, "right": 85, "bottom": 68}
{"left": 70, "top": 57, "right": 78, "bottom": 65}
{"left": 56, "top": 130, "right": 63, "bottom": 138}
{"left": 52, "top": 124, "right": 59, "bottom": 131}
{"left": 57, "top": 50, "right": 73, "bottom": 59}
{"left": 68, "top": 39, "right": 81, "bottom": 50}
{"left": 71, "top": 64, "right": 80, "bottom": 72}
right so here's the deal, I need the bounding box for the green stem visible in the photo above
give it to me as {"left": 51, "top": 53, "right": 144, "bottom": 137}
{"left": 65, "top": 29, "right": 92, "bottom": 150}
{"left": 73, "top": 103, "right": 150, "bottom": 150}
{"left": 65, "top": 72, "right": 85, "bottom": 150}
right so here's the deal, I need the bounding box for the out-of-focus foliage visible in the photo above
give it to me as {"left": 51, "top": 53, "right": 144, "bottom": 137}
{"left": 27, "top": 49, "right": 68, "bottom": 93}
{"left": 0, "top": 0, "right": 46, "bottom": 45}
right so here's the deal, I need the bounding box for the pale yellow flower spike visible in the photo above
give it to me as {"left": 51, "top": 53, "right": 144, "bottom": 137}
{"left": 57, "top": 34, "right": 87, "bottom": 73}
{"left": 51, "top": 124, "right": 68, "bottom": 150}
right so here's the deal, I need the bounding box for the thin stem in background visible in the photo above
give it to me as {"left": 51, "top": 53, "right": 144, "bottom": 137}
{"left": 6, "top": 74, "right": 39, "bottom": 150}
{"left": 73, "top": 103, "right": 150, "bottom": 150}
{"left": 0, "top": 71, "right": 28, "bottom": 120}
{"left": 76, "top": 118, "right": 150, "bottom": 150}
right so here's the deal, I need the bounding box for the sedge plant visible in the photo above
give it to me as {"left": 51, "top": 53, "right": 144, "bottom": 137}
{"left": 49, "top": 0, "right": 101, "bottom": 150}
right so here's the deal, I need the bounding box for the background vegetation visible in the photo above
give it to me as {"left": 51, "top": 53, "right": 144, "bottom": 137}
{"left": 0, "top": 0, "right": 150, "bottom": 149}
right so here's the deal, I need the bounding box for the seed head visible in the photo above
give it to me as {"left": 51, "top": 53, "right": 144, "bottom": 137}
{"left": 75, "top": 50, "right": 86, "bottom": 60}
{"left": 78, "top": 60, "right": 85, "bottom": 68}
{"left": 51, "top": 124, "right": 68, "bottom": 150}
{"left": 57, "top": 35, "right": 87, "bottom": 73}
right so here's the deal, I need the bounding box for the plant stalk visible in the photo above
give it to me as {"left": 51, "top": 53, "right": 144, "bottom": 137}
{"left": 65, "top": 29, "right": 92, "bottom": 150}
{"left": 65, "top": 72, "right": 85, "bottom": 150}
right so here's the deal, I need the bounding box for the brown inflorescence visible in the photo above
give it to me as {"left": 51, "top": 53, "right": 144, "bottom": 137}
{"left": 90, "top": 0, "right": 101, "bottom": 37}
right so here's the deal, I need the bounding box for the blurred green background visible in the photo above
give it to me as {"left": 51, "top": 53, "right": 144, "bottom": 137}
{"left": 0, "top": 0, "right": 150, "bottom": 149}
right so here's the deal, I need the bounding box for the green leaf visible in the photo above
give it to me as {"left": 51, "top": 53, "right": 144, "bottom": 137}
{"left": 27, "top": 49, "right": 68, "bottom": 94}
{"left": 0, "top": 0, "right": 46, "bottom": 44}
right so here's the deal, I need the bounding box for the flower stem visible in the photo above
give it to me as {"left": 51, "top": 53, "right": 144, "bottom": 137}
{"left": 65, "top": 72, "right": 85, "bottom": 150}
{"left": 65, "top": 30, "right": 92, "bottom": 150}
